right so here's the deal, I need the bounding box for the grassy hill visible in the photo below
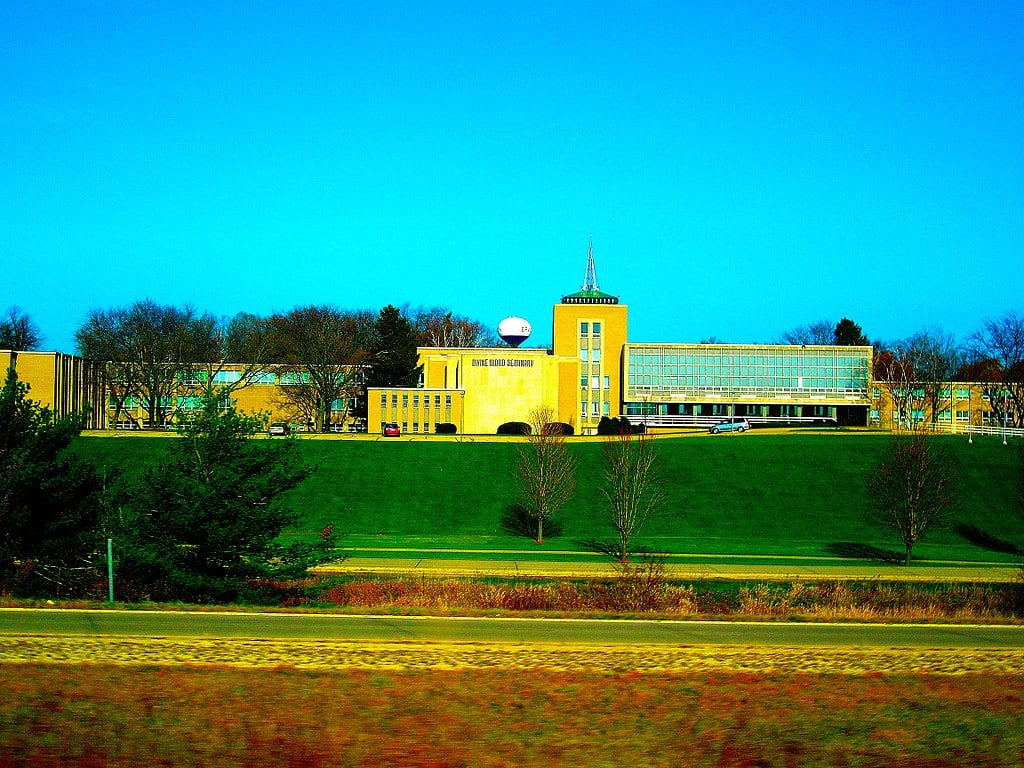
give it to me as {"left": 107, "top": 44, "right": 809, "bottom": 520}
{"left": 72, "top": 431, "right": 1023, "bottom": 563}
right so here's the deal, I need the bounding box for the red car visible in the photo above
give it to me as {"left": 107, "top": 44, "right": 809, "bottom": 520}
{"left": 383, "top": 422, "right": 401, "bottom": 437}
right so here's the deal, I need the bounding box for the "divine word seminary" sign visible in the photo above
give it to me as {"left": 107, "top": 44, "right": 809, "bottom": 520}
{"left": 471, "top": 358, "right": 535, "bottom": 368}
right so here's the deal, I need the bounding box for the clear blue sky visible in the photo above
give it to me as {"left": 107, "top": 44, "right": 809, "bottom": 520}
{"left": 3, "top": 1, "right": 1022, "bottom": 353}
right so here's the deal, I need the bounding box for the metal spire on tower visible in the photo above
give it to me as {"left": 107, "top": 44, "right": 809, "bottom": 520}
{"left": 582, "top": 236, "right": 599, "bottom": 292}
{"left": 560, "top": 236, "right": 618, "bottom": 304}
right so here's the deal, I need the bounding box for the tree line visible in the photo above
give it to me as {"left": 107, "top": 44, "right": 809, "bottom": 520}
{"left": 6, "top": 304, "right": 1023, "bottom": 428}
{"left": 779, "top": 313, "right": 1024, "bottom": 428}
{"left": 67, "top": 300, "right": 496, "bottom": 431}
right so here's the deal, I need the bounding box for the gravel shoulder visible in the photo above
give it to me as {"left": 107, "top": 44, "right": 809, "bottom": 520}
{"left": 2, "top": 635, "right": 1022, "bottom": 674}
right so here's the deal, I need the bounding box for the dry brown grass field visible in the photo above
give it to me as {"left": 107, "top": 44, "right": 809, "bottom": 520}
{"left": 2, "top": 656, "right": 1022, "bottom": 767}
{"left": 2, "top": 627, "right": 1024, "bottom": 767}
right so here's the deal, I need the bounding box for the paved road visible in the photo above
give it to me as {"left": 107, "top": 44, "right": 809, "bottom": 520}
{"left": 2, "top": 609, "right": 1022, "bottom": 648}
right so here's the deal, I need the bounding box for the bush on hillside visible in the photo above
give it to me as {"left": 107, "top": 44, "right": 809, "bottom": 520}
{"left": 497, "top": 421, "right": 531, "bottom": 435}
{"left": 597, "top": 416, "right": 645, "bottom": 435}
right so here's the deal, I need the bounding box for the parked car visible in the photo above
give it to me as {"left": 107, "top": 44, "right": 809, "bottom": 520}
{"left": 383, "top": 422, "right": 401, "bottom": 437}
{"left": 709, "top": 418, "right": 750, "bottom": 434}
{"left": 268, "top": 422, "right": 290, "bottom": 436}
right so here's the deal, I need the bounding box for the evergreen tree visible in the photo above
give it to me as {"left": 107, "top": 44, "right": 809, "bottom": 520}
{"left": 111, "top": 400, "right": 335, "bottom": 603}
{"left": 367, "top": 305, "right": 422, "bottom": 387}
{"left": 0, "top": 368, "right": 104, "bottom": 595}
{"left": 834, "top": 318, "right": 869, "bottom": 346}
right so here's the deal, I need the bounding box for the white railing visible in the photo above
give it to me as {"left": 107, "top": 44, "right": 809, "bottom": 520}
{"left": 922, "top": 422, "right": 1024, "bottom": 439}
{"left": 626, "top": 414, "right": 838, "bottom": 429}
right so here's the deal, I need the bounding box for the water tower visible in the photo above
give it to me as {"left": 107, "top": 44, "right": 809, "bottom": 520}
{"left": 498, "top": 317, "right": 532, "bottom": 347}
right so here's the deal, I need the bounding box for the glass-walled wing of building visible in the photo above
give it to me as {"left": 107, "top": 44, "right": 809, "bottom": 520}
{"left": 623, "top": 344, "right": 872, "bottom": 427}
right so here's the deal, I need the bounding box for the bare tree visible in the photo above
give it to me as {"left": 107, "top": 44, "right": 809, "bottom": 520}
{"left": 75, "top": 300, "right": 219, "bottom": 428}
{"left": 190, "top": 312, "right": 276, "bottom": 400}
{"left": 601, "top": 428, "right": 665, "bottom": 562}
{"left": 411, "top": 306, "right": 499, "bottom": 347}
{"left": 912, "top": 329, "right": 961, "bottom": 427}
{"left": 866, "top": 428, "right": 958, "bottom": 566}
{"left": 515, "top": 405, "right": 576, "bottom": 543}
{"left": 778, "top": 319, "right": 834, "bottom": 346}
{"left": 872, "top": 347, "right": 916, "bottom": 430}
{"left": 0, "top": 306, "right": 44, "bottom": 351}
{"left": 969, "top": 312, "right": 1024, "bottom": 427}
{"left": 268, "top": 306, "right": 374, "bottom": 432}
{"left": 1, "top": 306, "right": 44, "bottom": 370}
{"left": 874, "top": 330, "right": 960, "bottom": 428}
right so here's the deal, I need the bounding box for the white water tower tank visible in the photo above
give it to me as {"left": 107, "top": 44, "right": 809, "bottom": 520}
{"left": 498, "top": 317, "right": 532, "bottom": 347}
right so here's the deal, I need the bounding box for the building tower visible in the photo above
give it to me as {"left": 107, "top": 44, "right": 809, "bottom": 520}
{"left": 552, "top": 241, "right": 629, "bottom": 433}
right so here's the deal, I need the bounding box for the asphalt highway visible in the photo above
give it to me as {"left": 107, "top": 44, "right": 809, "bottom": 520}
{"left": 1, "top": 609, "right": 1022, "bottom": 649}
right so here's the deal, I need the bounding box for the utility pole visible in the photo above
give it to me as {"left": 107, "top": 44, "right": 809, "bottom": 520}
{"left": 107, "top": 538, "right": 114, "bottom": 603}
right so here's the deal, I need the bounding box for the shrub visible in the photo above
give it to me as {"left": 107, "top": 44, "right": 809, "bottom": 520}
{"left": 597, "top": 416, "right": 628, "bottom": 435}
{"left": 297, "top": 575, "right": 1024, "bottom": 620}
{"left": 434, "top": 422, "right": 457, "bottom": 434}
{"left": 497, "top": 421, "right": 531, "bottom": 435}
{"left": 597, "top": 416, "right": 646, "bottom": 435}
{"left": 543, "top": 422, "right": 574, "bottom": 436}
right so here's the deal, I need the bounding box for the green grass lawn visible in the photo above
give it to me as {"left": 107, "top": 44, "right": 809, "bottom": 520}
{"left": 72, "top": 431, "right": 1023, "bottom": 563}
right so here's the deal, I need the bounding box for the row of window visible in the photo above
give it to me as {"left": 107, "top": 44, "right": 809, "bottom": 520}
{"left": 579, "top": 322, "right": 602, "bottom": 336}
{"left": 872, "top": 387, "right": 1005, "bottom": 401}
{"left": 581, "top": 375, "right": 611, "bottom": 390}
{"left": 581, "top": 401, "right": 611, "bottom": 417}
{"left": 627, "top": 349, "right": 869, "bottom": 395}
{"left": 871, "top": 409, "right": 1013, "bottom": 424}
{"left": 628, "top": 376, "right": 863, "bottom": 392}
{"left": 111, "top": 395, "right": 355, "bottom": 413}
{"left": 624, "top": 403, "right": 834, "bottom": 417}
{"left": 628, "top": 350, "right": 868, "bottom": 368}
{"left": 381, "top": 393, "right": 452, "bottom": 409}
{"left": 380, "top": 391, "right": 453, "bottom": 430}
{"left": 110, "top": 395, "right": 232, "bottom": 412}
{"left": 871, "top": 409, "right": 973, "bottom": 422}
{"left": 170, "top": 370, "right": 356, "bottom": 386}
